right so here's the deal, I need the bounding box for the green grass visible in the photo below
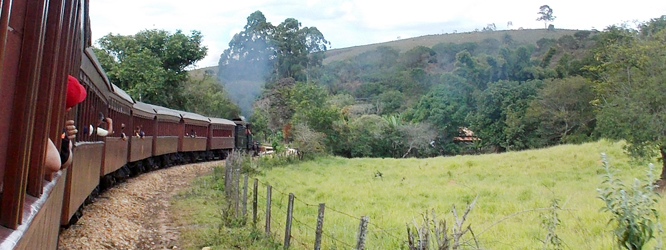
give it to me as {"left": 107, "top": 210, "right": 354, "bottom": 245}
{"left": 174, "top": 140, "right": 665, "bottom": 249}
{"left": 249, "top": 140, "right": 665, "bottom": 249}
{"left": 171, "top": 168, "right": 280, "bottom": 250}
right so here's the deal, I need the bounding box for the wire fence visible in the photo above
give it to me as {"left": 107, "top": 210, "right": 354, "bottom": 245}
{"left": 224, "top": 160, "right": 409, "bottom": 250}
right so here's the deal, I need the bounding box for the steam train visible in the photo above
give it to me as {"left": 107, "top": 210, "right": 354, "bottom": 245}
{"left": 0, "top": 1, "right": 252, "bottom": 249}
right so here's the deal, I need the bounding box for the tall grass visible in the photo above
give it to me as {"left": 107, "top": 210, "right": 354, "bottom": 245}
{"left": 252, "top": 140, "right": 666, "bottom": 249}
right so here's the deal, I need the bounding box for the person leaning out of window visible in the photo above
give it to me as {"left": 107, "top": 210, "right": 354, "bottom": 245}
{"left": 44, "top": 75, "right": 86, "bottom": 173}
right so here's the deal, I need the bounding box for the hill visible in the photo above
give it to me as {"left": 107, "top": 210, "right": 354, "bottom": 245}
{"left": 323, "top": 29, "right": 582, "bottom": 64}
{"left": 192, "top": 29, "right": 583, "bottom": 76}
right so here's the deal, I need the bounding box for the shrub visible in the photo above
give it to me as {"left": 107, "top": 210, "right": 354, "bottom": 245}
{"left": 597, "top": 153, "right": 663, "bottom": 250}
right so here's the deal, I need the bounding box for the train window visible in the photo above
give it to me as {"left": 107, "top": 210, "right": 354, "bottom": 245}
{"left": 158, "top": 121, "right": 179, "bottom": 136}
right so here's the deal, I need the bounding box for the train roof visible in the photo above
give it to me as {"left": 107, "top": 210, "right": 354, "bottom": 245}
{"left": 209, "top": 117, "right": 236, "bottom": 126}
{"left": 132, "top": 101, "right": 157, "bottom": 119}
{"left": 144, "top": 103, "right": 181, "bottom": 122}
{"left": 178, "top": 111, "right": 210, "bottom": 125}
{"left": 109, "top": 83, "right": 134, "bottom": 105}
{"left": 80, "top": 48, "right": 113, "bottom": 104}
{"left": 232, "top": 116, "right": 248, "bottom": 125}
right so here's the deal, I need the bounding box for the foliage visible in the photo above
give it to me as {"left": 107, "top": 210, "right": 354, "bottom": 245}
{"left": 273, "top": 18, "right": 330, "bottom": 82}
{"left": 95, "top": 29, "right": 207, "bottom": 109}
{"left": 289, "top": 123, "right": 326, "bottom": 159}
{"left": 597, "top": 153, "right": 663, "bottom": 250}
{"left": 593, "top": 27, "right": 666, "bottom": 177}
{"left": 218, "top": 11, "right": 275, "bottom": 82}
{"left": 525, "top": 76, "right": 596, "bottom": 145}
{"left": 467, "top": 80, "right": 542, "bottom": 152}
{"left": 184, "top": 72, "right": 240, "bottom": 118}
{"left": 540, "top": 199, "right": 563, "bottom": 250}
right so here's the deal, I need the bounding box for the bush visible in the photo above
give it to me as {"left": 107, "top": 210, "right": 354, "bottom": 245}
{"left": 597, "top": 153, "right": 663, "bottom": 250}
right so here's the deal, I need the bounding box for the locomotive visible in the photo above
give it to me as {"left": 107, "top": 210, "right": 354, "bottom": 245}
{"left": 0, "top": 0, "right": 251, "bottom": 249}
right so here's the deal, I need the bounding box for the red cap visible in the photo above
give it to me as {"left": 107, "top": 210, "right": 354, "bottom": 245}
{"left": 66, "top": 75, "right": 86, "bottom": 109}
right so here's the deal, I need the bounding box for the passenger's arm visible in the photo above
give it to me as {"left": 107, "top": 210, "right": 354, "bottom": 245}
{"left": 45, "top": 139, "right": 61, "bottom": 173}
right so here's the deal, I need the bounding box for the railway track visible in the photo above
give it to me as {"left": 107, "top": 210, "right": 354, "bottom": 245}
{"left": 58, "top": 161, "right": 222, "bottom": 250}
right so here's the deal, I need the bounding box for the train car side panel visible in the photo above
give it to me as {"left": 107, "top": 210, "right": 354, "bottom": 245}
{"left": 182, "top": 138, "right": 207, "bottom": 152}
{"left": 155, "top": 136, "right": 178, "bottom": 156}
{"left": 14, "top": 173, "right": 66, "bottom": 250}
{"left": 102, "top": 138, "right": 128, "bottom": 175}
{"left": 61, "top": 142, "right": 103, "bottom": 225}
{"left": 129, "top": 136, "right": 154, "bottom": 162}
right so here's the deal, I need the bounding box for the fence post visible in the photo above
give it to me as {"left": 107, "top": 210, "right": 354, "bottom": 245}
{"left": 356, "top": 216, "right": 369, "bottom": 250}
{"left": 314, "top": 203, "right": 325, "bottom": 250}
{"left": 253, "top": 178, "right": 258, "bottom": 226}
{"left": 242, "top": 174, "right": 249, "bottom": 218}
{"left": 265, "top": 185, "right": 272, "bottom": 237}
{"left": 235, "top": 169, "right": 241, "bottom": 217}
{"left": 284, "top": 193, "right": 295, "bottom": 249}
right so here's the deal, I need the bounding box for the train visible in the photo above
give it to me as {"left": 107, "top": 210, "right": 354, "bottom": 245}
{"left": 0, "top": 0, "right": 253, "bottom": 249}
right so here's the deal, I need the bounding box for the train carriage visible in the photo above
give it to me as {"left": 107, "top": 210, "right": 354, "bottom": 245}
{"left": 102, "top": 84, "right": 133, "bottom": 177}
{"left": 147, "top": 104, "right": 181, "bottom": 157}
{"left": 208, "top": 117, "right": 236, "bottom": 159}
{"left": 129, "top": 102, "right": 156, "bottom": 166}
{"left": 179, "top": 111, "right": 210, "bottom": 162}
{"left": 60, "top": 48, "right": 112, "bottom": 226}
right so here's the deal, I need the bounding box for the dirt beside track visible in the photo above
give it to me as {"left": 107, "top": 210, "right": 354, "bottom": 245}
{"left": 58, "top": 161, "right": 221, "bottom": 250}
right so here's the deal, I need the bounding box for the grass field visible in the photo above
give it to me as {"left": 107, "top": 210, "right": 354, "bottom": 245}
{"left": 174, "top": 140, "right": 666, "bottom": 249}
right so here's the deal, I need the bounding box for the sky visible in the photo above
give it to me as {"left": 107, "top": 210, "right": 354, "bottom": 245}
{"left": 90, "top": 0, "right": 666, "bottom": 69}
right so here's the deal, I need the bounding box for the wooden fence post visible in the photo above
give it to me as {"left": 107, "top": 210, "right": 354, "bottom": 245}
{"left": 284, "top": 193, "right": 295, "bottom": 249}
{"left": 356, "top": 216, "right": 369, "bottom": 250}
{"left": 253, "top": 178, "right": 258, "bottom": 226}
{"left": 314, "top": 203, "right": 325, "bottom": 250}
{"left": 242, "top": 174, "right": 248, "bottom": 218}
{"left": 265, "top": 185, "right": 272, "bottom": 237}
{"left": 235, "top": 169, "right": 241, "bottom": 217}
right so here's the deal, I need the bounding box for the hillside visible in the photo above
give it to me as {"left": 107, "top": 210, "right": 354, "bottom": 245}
{"left": 323, "top": 28, "right": 582, "bottom": 64}
{"left": 192, "top": 28, "right": 584, "bottom": 75}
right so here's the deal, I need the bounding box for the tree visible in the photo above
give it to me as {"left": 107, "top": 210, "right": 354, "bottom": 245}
{"left": 218, "top": 11, "right": 276, "bottom": 116}
{"left": 466, "top": 80, "right": 542, "bottom": 152}
{"left": 536, "top": 5, "right": 556, "bottom": 29}
{"left": 218, "top": 11, "right": 275, "bottom": 82}
{"left": 594, "top": 28, "right": 666, "bottom": 178}
{"left": 273, "top": 18, "right": 329, "bottom": 82}
{"left": 526, "top": 76, "right": 596, "bottom": 145}
{"left": 184, "top": 73, "right": 240, "bottom": 119}
{"left": 95, "top": 29, "right": 207, "bottom": 109}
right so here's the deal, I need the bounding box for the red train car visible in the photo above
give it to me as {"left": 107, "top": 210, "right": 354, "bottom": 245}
{"left": 129, "top": 102, "right": 157, "bottom": 172}
{"left": 208, "top": 117, "right": 236, "bottom": 159}
{"left": 102, "top": 84, "right": 133, "bottom": 177}
{"left": 146, "top": 103, "right": 182, "bottom": 166}
{"left": 179, "top": 111, "right": 210, "bottom": 162}
{"left": 60, "top": 47, "right": 111, "bottom": 226}
{"left": 0, "top": 0, "right": 85, "bottom": 248}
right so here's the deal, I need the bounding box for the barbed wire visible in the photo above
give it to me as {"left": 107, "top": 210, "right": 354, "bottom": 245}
{"left": 253, "top": 178, "right": 408, "bottom": 246}
{"left": 290, "top": 234, "right": 311, "bottom": 249}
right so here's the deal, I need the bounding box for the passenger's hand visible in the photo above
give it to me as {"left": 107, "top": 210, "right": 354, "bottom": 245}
{"left": 65, "top": 120, "right": 77, "bottom": 140}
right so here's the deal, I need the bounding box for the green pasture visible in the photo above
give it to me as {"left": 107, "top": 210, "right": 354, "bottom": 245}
{"left": 251, "top": 140, "right": 665, "bottom": 249}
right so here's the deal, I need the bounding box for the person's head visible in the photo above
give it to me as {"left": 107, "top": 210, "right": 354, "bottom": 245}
{"left": 66, "top": 75, "right": 86, "bottom": 111}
